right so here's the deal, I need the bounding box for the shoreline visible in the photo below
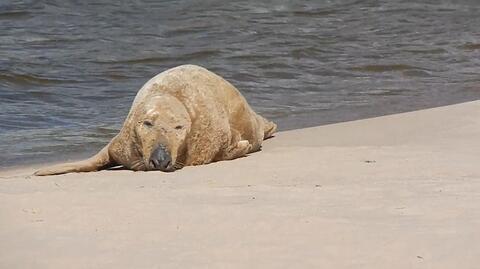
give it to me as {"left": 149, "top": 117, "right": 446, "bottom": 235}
{"left": 1, "top": 100, "right": 480, "bottom": 268}
{"left": 1, "top": 98, "right": 477, "bottom": 175}
{"left": 2, "top": 97, "right": 479, "bottom": 171}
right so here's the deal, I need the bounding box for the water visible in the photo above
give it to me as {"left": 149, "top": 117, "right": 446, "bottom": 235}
{"left": 1, "top": 0, "right": 480, "bottom": 168}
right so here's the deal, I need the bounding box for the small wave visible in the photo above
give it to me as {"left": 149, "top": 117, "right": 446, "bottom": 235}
{"left": 378, "top": 7, "right": 429, "bottom": 14}
{"left": 105, "top": 73, "right": 133, "bottom": 81}
{"left": 163, "top": 27, "right": 205, "bottom": 37}
{"left": 28, "top": 90, "right": 56, "bottom": 99}
{"left": 459, "top": 43, "right": 480, "bottom": 51}
{"left": 348, "top": 64, "right": 419, "bottom": 73}
{"left": 24, "top": 37, "right": 94, "bottom": 45}
{"left": 94, "top": 50, "right": 221, "bottom": 65}
{"left": 292, "top": 9, "right": 337, "bottom": 17}
{"left": 228, "top": 72, "right": 260, "bottom": 82}
{"left": 290, "top": 47, "right": 326, "bottom": 58}
{"left": 227, "top": 54, "right": 272, "bottom": 61}
{"left": 0, "top": 73, "right": 78, "bottom": 86}
{"left": 405, "top": 48, "right": 447, "bottom": 54}
{"left": 178, "top": 50, "right": 221, "bottom": 60}
{"left": 402, "top": 70, "right": 433, "bottom": 77}
{"left": 103, "top": 56, "right": 170, "bottom": 65}
{"left": 258, "top": 62, "right": 292, "bottom": 69}
{"left": 263, "top": 71, "right": 299, "bottom": 79}
{"left": 0, "top": 10, "right": 30, "bottom": 19}
{"left": 366, "top": 88, "right": 411, "bottom": 96}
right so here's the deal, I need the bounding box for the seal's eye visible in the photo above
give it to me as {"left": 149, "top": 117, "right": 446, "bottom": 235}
{"left": 143, "top": 121, "right": 153, "bottom": 127}
{"left": 175, "top": 125, "right": 183, "bottom": 130}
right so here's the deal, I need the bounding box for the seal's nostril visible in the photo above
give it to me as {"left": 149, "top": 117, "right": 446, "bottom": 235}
{"left": 149, "top": 145, "right": 172, "bottom": 171}
{"left": 162, "top": 160, "right": 171, "bottom": 169}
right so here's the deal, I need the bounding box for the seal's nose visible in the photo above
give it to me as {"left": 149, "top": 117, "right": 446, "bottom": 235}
{"left": 149, "top": 145, "right": 173, "bottom": 171}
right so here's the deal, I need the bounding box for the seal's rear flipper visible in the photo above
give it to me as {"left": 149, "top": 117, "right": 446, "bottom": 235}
{"left": 264, "top": 121, "right": 277, "bottom": 139}
{"left": 34, "top": 145, "right": 114, "bottom": 176}
{"left": 256, "top": 115, "right": 277, "bottom": 140}
{"left": 263, "top": 119, "right": 277, "bottom": 139}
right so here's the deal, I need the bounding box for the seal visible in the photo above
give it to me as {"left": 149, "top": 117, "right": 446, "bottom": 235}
{"left": 35, "top": 65, "right": 277, "bottom": 176}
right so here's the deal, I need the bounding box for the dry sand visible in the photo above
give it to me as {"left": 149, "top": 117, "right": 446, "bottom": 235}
{"left": 1, "top": 101, "right": 479, "bottom": 269}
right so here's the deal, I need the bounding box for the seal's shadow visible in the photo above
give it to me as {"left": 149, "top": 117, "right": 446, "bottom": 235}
{"left": 264, "top": 134, "right": 276, "bottom": 140}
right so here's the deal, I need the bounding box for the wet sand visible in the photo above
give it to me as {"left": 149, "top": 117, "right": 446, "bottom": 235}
{"left": 1, "top": 101, "right": 479, "bottom": 268}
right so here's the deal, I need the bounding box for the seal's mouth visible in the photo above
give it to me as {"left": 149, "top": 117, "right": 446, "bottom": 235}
{"left": 148, "top": 145, "right": 175, "bottom": 172}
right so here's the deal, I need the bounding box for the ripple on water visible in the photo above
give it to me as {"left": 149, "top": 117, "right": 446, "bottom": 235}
{"left": 0, "top": 11, "right": 31, "bottom": 19}
{"left": 348, "top": 64, "right": 421, "bottom": 73}
{"left": 459, "top": 43, "right": 480, "bottom": 51}
{"left": 405, "top": 48, "right": 447, "bottom": 54}
{"left": 292, "top": 9, "right": 338, "bottom": 17}
{"left": 402, "top": 69, "right": 434, "bottom": 78}
{"left": 0, "top": 72, "right": 80, "bottom": 86}
{"left": 263, "top": 71, "right": 300, "bottom": 80}
{"left": 94, "top": 50, "right": 222, "bottom": 65}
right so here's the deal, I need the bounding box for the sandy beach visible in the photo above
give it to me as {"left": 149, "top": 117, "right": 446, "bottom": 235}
{"left": 1, "top": 101, "right": 479, "bottom": 268}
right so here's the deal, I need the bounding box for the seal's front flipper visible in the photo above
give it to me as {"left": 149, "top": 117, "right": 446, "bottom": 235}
{"left": 219, "top": 140, "right": 252, "bottom": 161}
{"left": 34, "top": 145, "right": 114, "bottom": 176}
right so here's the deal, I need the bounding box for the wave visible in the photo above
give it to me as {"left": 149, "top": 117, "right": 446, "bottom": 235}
{"left": 459, "top": 43, "right": 480, "bottom": 51}
{"left": 0, "top": 10, "right": 30, "bottom": 19}
{"left": 0, "top": 73, "right": 78, "bottom": 86}
{"left": 405, "top": 48, "right": 447, "bottom": 54}
{"left": 94, "top": 50, "right": 221, "bottom": 65}
{"left": 348, "top": 64, "right": 421, "bottom": 73}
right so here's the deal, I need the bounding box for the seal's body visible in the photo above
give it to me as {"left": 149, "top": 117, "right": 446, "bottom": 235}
{"left": 35, "top": 65, "right": 276, "bottom": 176}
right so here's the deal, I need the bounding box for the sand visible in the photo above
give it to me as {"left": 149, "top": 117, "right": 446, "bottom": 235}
{"left": 1, "top": 101, "right": 479, "bottom": 269}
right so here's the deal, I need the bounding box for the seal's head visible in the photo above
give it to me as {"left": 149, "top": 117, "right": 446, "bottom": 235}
{"left": 111, "top": 94, "right": 191, "bottom": 172}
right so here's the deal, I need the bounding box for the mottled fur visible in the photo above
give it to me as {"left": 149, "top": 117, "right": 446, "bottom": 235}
{"left": 35, "top": 65, "right": 276, "bottom": 176}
